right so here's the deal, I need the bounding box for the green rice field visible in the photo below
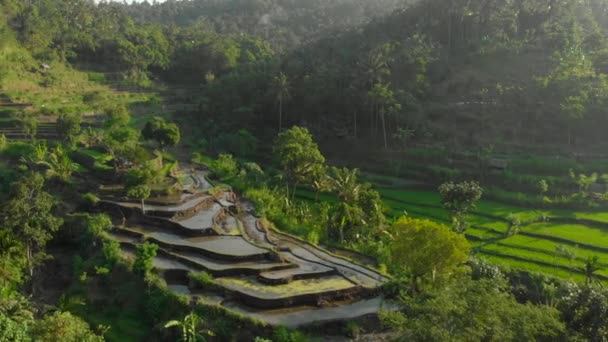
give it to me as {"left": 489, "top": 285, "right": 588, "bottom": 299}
{"left": 296, "top": 185, "right": 608, "bottom": 283}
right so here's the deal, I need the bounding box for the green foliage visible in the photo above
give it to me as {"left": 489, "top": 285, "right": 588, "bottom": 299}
{"left": 0, "top": 312, "right": 30, "bottom": 342}
{"left": 211, "top": 154, "right": 238, "bottom": 179}
{"left": 101, "top": 239, "right": 121, "bottom": 268}
{"left": 2, "top": 173, "right": 63, "bottom": 275}
{"left": 132, "top": 242, "right": 158, "bottom": 277}
{"left": 560, "top": 285, "right": 608, "bottom": 341}
{"left": 85, "top": 214, "right": 113, "bottom": 240}
{"left": 56, "top": 113, "right": 82, "bottom": 143}
{"left": 127, "top": 184, "right": 151, "bottom": 213}
{"left": 164, "top": 312, "right": 214, "bottom": 342}
{"left": 142, "top": 116, "right": 181, "bottom": 148}
{"left": 389, "top": 217, "right": 470, "bottom": 291}
{"left": 272, "top": 326, "right": 308, "bottom": 342}
{"left": 382, "top": 277, "right": 566, "bottom": 341}
{"left": 439, "top": 181, "right": 483, "bottom": 233}
{"left": 31, "top": 311, "right": 104, "bottom": 342}
{"left": 214, "top": 129, "right": 258, "bottom": 158}
{"left": 274, "top": 126, "right": 325, "bottom": 192}
{"left": 103, "top": 105, "right": 131, "bottom": 128}
{"left": 38, "top": 145, "right": 78, "bottom": 182}
{"left": 188, "top": 271, "right": 215, "bottom": 288}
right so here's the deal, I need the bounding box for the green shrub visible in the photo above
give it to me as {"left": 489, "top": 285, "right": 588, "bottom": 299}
{"left": 211, "top": 153, "right": 238, "bottom": 179}
{"left": 272, "top": 326, "right": 308, "bottom": 342}
{"left": 81, "top": 192, "right": 100, "bottom": 207}
{"left": 102, "top": 239, "right": 121, "bottom": 267}
{"left": 188, "top": 271, "right": 215, "bottom": 288}
{"left": 132, "top": 242, "right": 158, "bottom": 277}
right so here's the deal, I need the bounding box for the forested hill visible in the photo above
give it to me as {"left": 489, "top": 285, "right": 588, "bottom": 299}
{"left": 205, "top": 0, "right": 608, "bottom": 153}
{"left": 120, "top": 0, "right": 407, "bottom": 50}
{"left": 2, "top": 0, "right": 608, "bottom": 153}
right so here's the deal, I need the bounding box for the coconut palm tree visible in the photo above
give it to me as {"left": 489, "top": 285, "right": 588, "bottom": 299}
{"left": 40, "top": 145, "right": 78, "bottom": 182}
{"left": 272, "top": 72, "right": 291, "bottom": 132}
{"left": 327, "top": 167, "right": 361, "bottom": 204}
{"left": 584, "top": 255, "right": 602, "bottom": 286}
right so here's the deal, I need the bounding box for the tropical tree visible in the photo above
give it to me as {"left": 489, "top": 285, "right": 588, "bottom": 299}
{"left": 56, "top": 113, "right": 82, "bottom": 143}
{"left": 2, "top": 173, "right": 63, "bottom": 277}
{"left": 583, "top": 255, "right": 602, "bottom": 286}
{"left": 327, "top": 167, "right": 361, "bottom": 204}
{"left": 389, "top": 217, "right": 470, "bottom": 293}
{"left": 38, "top": 145, "right": 78, "bottom": 182}
{"left": 271, "top": 72, "right": 290, "bottom": 131}
{"left": 164, "top": 311, "right": 214, "bottom": 342}
{"left": 274, "top": 126, "right": 325, "bottom": 198}
{"left": 142, "top": 117, "right": 181, "bottom": 149}
{"left": 381, "top": 277, "right": 565, "bottom": 341}
{"left": 21, "top": 116, "right": 38, "bottom": 141}
{"left": 127, "top": 184, "right": 151, "bottom": 214}
{"left": 368, "top": 82, "right": 401, "bottom": 149}
{"left": 438, "top": 181, "right": 483, "bottom": 233}
{"left": 329, "top": 202, "right": 365, "bottom": 244}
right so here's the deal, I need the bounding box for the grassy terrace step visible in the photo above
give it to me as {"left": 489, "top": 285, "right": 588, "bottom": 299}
{"left": 114, "top": 227, "right": 272, "bottom": 261}
{"left": 522, "top": 222, "right": 608, "bottom": 252}
{"left": 480, "top": 254, "right": 588, "bottom": 284}
{"left": 258, "top": 266, "right": 337, "bottom": 285}
{"left": 214, "top": 275, "right": 363, "bottom": 309}
{"left": 477, "top": 244, "right": 608, "bottom": 279}
{"left": 495, "top": 235, "right": 608, "bottom": 265}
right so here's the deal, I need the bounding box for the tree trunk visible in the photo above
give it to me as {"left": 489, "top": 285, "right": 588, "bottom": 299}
{"left": 369, "top": 101, "right": 374, "bottom": 138}
{"left": 292, "top": 181, "right": 299, "bottom": 202}
{"left": 26, "top": 243, "right": 33, "bottom": 277}
{"left": 353, "top": 110, "right": 357, "bottom": 138}
{"left": 141, "top": 199, "right": 145, "bottom": 215}
{"left": 381, "top": 111, "right": 388, "bottom": 149}
{"left": 278, "top": 96, "right": 283, "bottom": 132}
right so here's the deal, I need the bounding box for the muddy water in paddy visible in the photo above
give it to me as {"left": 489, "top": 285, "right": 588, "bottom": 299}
{"left": 123, "top": 226, "right": 269, "bottom": 258}
{"left": 119, "top": 248, "right": 194, "bottom": 271}
{"left": 175, "top": 203, "right": 223, "bottom": 230}
{"left": 169, "top": 250, "right": 289, "bottom": 272}
{"left": 224, "top": 296, "right": 396, "bottom": 328}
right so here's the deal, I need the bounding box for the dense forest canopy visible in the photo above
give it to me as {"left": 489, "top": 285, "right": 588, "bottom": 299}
{"left": 4, "top": 0, "right": 608, "bottom": 150}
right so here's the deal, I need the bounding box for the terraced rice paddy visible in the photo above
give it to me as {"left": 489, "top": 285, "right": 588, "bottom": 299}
{"left": 296, "top": 186, "right": 608, "bottom": 283}
{"left": 102, "top": 169, "right": 392, "bottom": 327}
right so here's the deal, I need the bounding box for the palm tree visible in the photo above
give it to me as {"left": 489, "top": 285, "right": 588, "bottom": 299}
{"left": 272, "top": 72, "right": 291, "bottom": 132}
{"left": 39, "top": 145, "right": 78, "bottom": 182}
{"left": 368, "top": 83, "right": 400, "bottom": 149}
{"left": 328, "top": 167, "right": 361, "bottom": 204}
{"left": 164, "top": 312, "right": 214, "bottom": 342}
{"left": 583, "top": 256, "right": 602, "bottom": 286}
{"left": 311, "top": 172, "right": 332, "bottom": 202}
{"left": 330, "top": 201, "right": 365, "bottom": 244}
